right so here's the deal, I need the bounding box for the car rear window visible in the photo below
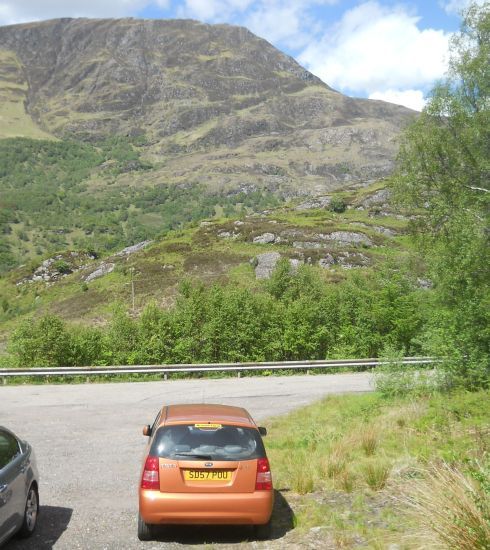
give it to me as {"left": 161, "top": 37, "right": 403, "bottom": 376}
{"left": 150, "top": 424, "right": 266, "bottom": 461}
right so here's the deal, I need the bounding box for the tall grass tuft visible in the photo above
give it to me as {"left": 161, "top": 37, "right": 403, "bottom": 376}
{"left": 337, "top": 469, "right": 355, "bottom": 493}
{"left": 360, "top": 425, "right": 379, "bottom": 456}
{"left": 293, "top": 467, "right": 315, "bottom": 494}
{"left": 320, "top": 444, "right": 348, "bottom": 479}
{"left": 362, "top": 460, "right": 391, "bottom": 490}
{"left": 402, "top": 462, "right": 490, "bottom": 549}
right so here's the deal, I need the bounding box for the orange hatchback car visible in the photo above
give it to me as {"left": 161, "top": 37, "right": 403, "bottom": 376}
{"left": 138, "top": 404, "right": 273, "bottom": 541}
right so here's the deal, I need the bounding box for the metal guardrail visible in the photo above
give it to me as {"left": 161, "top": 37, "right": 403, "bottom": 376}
{"left": 0, "top": 357, "right": 438, "bottom": 382}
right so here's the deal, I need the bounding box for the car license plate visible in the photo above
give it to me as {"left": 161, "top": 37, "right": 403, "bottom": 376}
{"left": 184, "top": 470, "right": 231, "bottom": 481}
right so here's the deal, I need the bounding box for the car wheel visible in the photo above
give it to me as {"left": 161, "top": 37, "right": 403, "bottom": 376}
{"left": 18, "top": 485, "right": 39, "bottom": 538}
{"left": 254, "top": 520, "right": 271, "bottom": 540}
{"left": 137, "top": 513, "right": 154, "bottom": 541}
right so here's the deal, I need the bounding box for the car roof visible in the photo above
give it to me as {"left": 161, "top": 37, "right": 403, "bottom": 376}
{"left": 159, "top": 404, "right": 256, "bottom": 428}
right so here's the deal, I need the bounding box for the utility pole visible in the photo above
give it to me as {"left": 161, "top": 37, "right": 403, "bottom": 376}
{"left": 130, "top": 267, "right": 135, "bottom": 313}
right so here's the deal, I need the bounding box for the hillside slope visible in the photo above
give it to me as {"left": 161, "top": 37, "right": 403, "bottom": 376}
{"left": 0, "top": 17, "right": 414, "bottom": 197}
{"left": 0, "top": 181, "right": 423, "bottom": 343}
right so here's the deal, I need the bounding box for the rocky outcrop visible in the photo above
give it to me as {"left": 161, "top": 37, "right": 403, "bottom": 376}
{"left": 318, "top": 252, "right": 370, "bottom": 269}
{"left": 292, "top": 231, "right": 372, "bottom": 248}
{"left": 16, "top": 251, "right": 97, "bottom": 285}
{"left": 295, "top": 197, "right": 331, "bottom": 210}
{"left": 84, "top": 262, "right": 115, "bottom": 282}
{"left": 253, "top": 252, "right": 303, "bottom": 279}
{"left": 360, "top": 189, "right": 391, "bottom": 208}
{"left": 253, "top": 233, "right": 276, "bottom": 244}
{"left": 116, "top": 240, "right": 153, "bottom": 256}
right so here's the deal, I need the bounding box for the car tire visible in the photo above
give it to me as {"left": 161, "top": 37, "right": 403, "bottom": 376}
{"left": 17, "top": 485, "right": 39, "bottom": 539}
{"left": 137, "top": 513, "right": 154, "bottom": 541}
{"left": 254, "top": 520, "right": 271, "bottom": 540}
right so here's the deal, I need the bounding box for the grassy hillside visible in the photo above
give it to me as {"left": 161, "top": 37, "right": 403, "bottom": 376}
{"left": 0, "top": 51, "right": 54, "bottom": 140}
{"left": 0, "top": 177, "right": 427, "bottom": 359}
{"left": 265, "top": 388, "right": 490, "bottom": 548}
{"left": 0, "top": 136, "right": 280, "bottom": 272}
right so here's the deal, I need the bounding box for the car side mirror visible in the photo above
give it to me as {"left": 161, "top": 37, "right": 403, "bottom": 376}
{"left": 142, "top": 425, "right": 152, "bottom": 437}
{"left": 258, "top": 426, "right": 267, "bottom": 436}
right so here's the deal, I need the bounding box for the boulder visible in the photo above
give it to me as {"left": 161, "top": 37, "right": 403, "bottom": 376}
{"left": 318, "top": 254, "right": 336, "bottom": 268}
{"left": 255, "top": 252, "right": 281, "bottom": 279}
{"left": 319, "top": 231, "right": 372, "bottom": 246}
{"left": 253, "top": 233, "right": 276, "bottom": 244}
{"left": 84, "top": 263, "right": 115, "bottom": 282}
{"left": 361, "top": 188, "right": 391, "bottom": 207}
{"left": 295, "top": 196, "right": 331, "bottom": 210}
{"left": 116, "top": 240, "right": 152, "bottom": 256}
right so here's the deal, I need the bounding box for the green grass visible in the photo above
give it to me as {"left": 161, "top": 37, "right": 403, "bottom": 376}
{"left": 264, "top": 390, "right": 490, "bottom": 547}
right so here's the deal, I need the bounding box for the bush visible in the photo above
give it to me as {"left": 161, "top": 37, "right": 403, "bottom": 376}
{"left": 53, "top": 259, "right": 71, "bottom": 274}
{"left": 8, "top": 315, "right": 73, "bottom": 367}
{"left": 329, "top": 196, "right": 347, "bottom": 213}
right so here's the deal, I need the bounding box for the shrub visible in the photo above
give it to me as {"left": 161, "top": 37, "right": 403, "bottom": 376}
{"left": 329, "top": 196, "right": 347, "bottom": 213}
{"left": 53, "top": 259, "right": 71, "bottom": 274}
{"left": 8, "top": 315, "right": 73, "bottom": 367}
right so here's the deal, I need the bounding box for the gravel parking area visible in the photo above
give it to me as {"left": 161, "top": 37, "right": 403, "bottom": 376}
{"left": 1, "top": 372, "right": 373, "bottom": 549}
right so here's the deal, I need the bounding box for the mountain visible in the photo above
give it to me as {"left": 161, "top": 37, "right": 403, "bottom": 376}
{"left": 0, "top": 18, "right": 416, "bottom": 273}
{"left": 0, "top": 18, "right": 414, "bottom": 195}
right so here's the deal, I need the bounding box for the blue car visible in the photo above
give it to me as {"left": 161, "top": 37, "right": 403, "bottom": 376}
{"left": 0, "top": 427, "right": 39, "bottom": 547}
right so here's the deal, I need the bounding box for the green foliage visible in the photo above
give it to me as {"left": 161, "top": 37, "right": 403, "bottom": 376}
{"left": 0, "top": 137, "right": 280, "bottom": 272}
{"left": 52, "top": 259, "right": 71, "bottom": 274}
{"left": 8, "top": 315, "right": 73, "bottom": 367}
{"left": 6, "top": 264, "right": 428, "bottom": 367}
{"left": 374, "top": 344, "right": 445, "bottom": 397}
{"left": 329, "top": 196, "right": 347, "bottom": 213}
{"left": 391, "top": 3, "right": 490, "bottom": 388}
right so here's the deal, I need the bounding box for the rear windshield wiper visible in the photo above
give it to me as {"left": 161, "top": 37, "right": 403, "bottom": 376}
{"left": 173, "top": 452, "right": 213, "bottom": 459}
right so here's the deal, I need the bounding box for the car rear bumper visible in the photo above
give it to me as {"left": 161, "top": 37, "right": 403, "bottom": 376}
{"left": 140, "top": 489, "right": 274, "bottom": 525}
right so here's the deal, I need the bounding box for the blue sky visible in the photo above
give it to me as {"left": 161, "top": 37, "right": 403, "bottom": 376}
{"left": 0, "top": 1, "right": 483, "bottom": 110}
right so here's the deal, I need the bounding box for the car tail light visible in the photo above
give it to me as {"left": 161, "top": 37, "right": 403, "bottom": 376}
{"left": 255, "top": 457, "right": 272, "bottom": 490}
{"left": 141, "top": 456, "right": 159, "bottom": 490}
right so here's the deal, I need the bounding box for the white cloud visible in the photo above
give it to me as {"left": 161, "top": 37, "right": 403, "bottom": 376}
{"left": 245, "top": 3, "right": 306, "bottom": 47}
{"left": 177, "top": 0, "right": 337, "bottom": 49}
{"left": 369, "top": 89, "right": 426, "bottom": 111}
{"left": 177, "top": 0, "right": 254, "bottom": 21}
{"left": 0, "top": 0, "right": 170, "bottom": 26}
{"left": 298, "top": 1, "right": 451, "bottom": 96}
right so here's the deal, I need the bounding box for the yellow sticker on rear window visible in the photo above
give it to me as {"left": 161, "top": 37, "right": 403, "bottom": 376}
{"left": 194, "top": 423, "right": 222, "bottom": 429}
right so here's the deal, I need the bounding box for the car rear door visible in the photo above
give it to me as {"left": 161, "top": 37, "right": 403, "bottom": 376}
{"left": 0, "top": 430, "right": 25, "bottom": 543}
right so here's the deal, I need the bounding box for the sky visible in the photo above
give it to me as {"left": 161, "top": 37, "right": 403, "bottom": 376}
{"left": 0, "top": 1, "right": 484, "bottom": 111}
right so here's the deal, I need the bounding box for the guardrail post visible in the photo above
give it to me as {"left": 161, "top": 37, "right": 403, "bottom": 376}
{"left": 164, "top": 373, "right": 168, "bottom": 381}
{"left": 2, "top": 377, "right": 6, "bottom": 386}
{"left": 237, "top": 371, "right": 241, "bottom": 378}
